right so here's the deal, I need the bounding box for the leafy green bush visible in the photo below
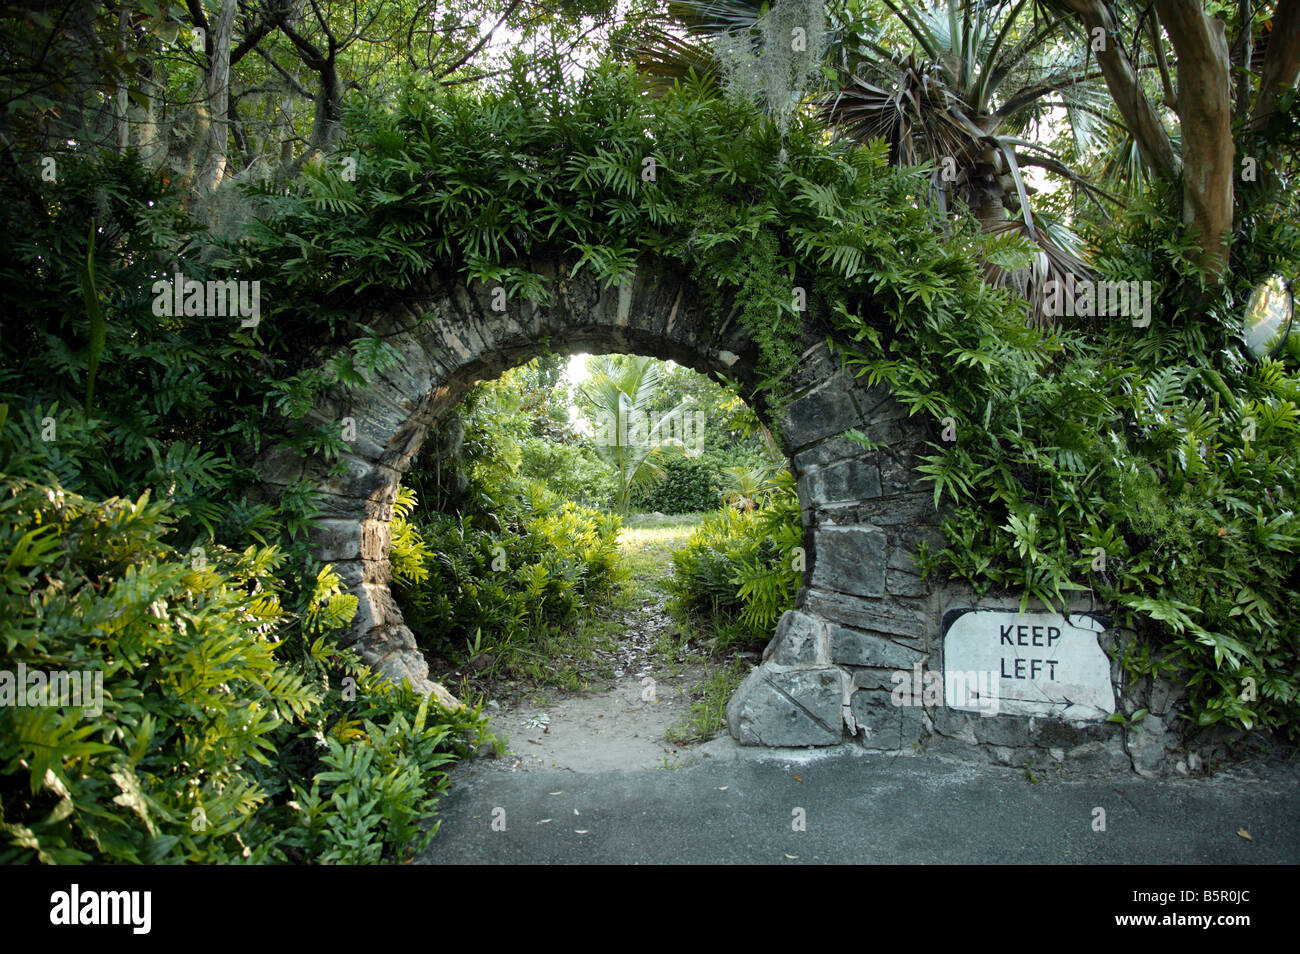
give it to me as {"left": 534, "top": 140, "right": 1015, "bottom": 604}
{"left": 393, "top": 480, "right": 622, "bottom": 658}
{"left": 279, "top": 691, "right": 461, "bottom": 865}
{"left": 0, "top": 473, "right": 487, "bottom": 864}
{"left": 518, "top": 437, "right": 618, "bottom": 510}
{"left": 669, "top": 472, "right": 802, "bottom": 647}
{"left": 632, "top": 455, "right": 721, "bottom": 514}
{"left": 0, "top": 475, "right": 305, "bottom": 863}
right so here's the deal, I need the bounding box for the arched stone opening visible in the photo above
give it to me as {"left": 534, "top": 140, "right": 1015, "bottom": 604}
{"left": 253, "top": 256, "right": 943, "bottom": 747}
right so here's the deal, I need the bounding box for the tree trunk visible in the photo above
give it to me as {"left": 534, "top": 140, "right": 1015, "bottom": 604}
{"left": 196, "top": 0, "right": 239, "bottom": 195}
{"left": 1251, "top": 0, "right": 1300, "bottom": 128}
{"left": 1155, "top": 0, "right": 1235, "bottom": 279}
{"left": 137, "top": 54, "right": 167, "bottom": 171}
{"left": 113, "top": 12, "right": 130, "bottom": 154}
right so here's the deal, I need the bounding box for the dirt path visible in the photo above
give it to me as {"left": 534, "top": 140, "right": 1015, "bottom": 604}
{"left": 476, "top": 517, "right": 723, "bottom": 773}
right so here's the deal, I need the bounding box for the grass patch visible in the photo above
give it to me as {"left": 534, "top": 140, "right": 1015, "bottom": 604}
{"left": 665, "top": 656, "right": 752, "bottom": 745}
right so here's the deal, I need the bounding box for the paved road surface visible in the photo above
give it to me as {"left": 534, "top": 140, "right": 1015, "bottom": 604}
{"left": 417, "top": 740, "right": 1300, "bottom": 864}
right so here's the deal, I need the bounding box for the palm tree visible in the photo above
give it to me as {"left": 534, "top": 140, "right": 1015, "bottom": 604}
{"left": 580, "top": 355, "right": 689, "bottom": 513}
{"left": 823, "top": 0, "right": 1116, "bottom": 315}
{"left": 720, "top": 464, "right": 780, "bottom": 511}
{"left": 628, "top": 0, "right": 1124, "bottom": 322}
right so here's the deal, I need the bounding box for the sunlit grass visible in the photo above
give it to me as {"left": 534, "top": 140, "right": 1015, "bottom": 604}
{"left": 617, "top": 513, "right": 704, "bottom": 583}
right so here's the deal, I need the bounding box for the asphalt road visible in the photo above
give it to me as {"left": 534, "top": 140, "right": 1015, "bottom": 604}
{"left": 417, "top": 741, "right": 1300, "bottom": 865}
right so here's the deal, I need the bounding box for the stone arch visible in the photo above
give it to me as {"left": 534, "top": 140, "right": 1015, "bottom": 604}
{"left": 253, "top": 256, "right": 943, "bottom": 747}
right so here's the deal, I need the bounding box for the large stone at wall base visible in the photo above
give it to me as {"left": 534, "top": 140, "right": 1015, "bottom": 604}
{"left": 354, "top": 623, "right": 462, "bottom": 712}
{"left": 850, "top": 688, "right": 925, "bottom": 751}
{"left": 727, "top": 666, "right": 844, "bottom": 747}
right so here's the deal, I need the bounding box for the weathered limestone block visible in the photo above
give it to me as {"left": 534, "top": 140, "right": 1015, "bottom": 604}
{"left": 830, "top": 626, "right": 925, "bottom": 669}
{"left": 794, "top": 435, "right": 868, "bottom": 472}
{"left": 848, "top": 493, "right": 941, "bottom": 529}
{"left": 780, "top": 375, "right": 865, "bottom": 448}
{"left": 850, "top": 382, "right": 900, "bottom": 420}
{"left": 762, "top": 610, "right": 829, "bottom": 666}
{"left": 726, "top": 666, "right": 845, "bottom": 747}
{"left": 314, "top": 487, "right": 395, "bottom": 521}
{"left": 350, "top": 582, "right": 404, "bottom": 635}
{"left": 301, "top": 454, "right": 392, "bottom": 501}
{"left": 310, "top": 518, "right": 390, "bottom": 564}
{"left": 789, "top": 340, "right": 839, "bottom": 392}
{"left": 810, "top": 458, "right": 882, "bottom": 503}
{"left": 256, "top": 445, "right": 305, "bottom": 488}
{"left": 810, "top": 525, "right": 886, "bottom": 597}
{"left": 884, "top": 544, "right": 928, "bottom": 597}
{"left": 850, "top": 688, "right": 925, "bottom": 750}
{"left": 1062, "top": 739, "right": 1132, "bottom": 774}
{"left": 354, "top": 623, "right": 461, "bottom": 711}
{"left": 804, "top": 589, "right": 926, "bottom": 641}
{"left": 852, "top": 668, "right": 899, "bottom": 692}
{"left": 373, "top": 331, "right": 441, "bottom": 410}
{"left": 879, "top": 450, "right": 923, "bottom": 496}
{"left": 1126, "top": 712, "right": 1176, "bottom": 779}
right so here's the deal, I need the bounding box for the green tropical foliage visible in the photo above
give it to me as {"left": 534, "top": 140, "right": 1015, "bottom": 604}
{"left": 393, "top": 483, "right": 623, "bottom": 664}
{"left": 633, "top": 455, "right": 723, "bottom": 513}
{"left": 671, "top": 470, "right": 803, "bottom": 644}
{"left": 580, "top": 355, "right": 691, "bottom": 513}
{"left": 0, "top": 473, "right": 483, "bottom": 864}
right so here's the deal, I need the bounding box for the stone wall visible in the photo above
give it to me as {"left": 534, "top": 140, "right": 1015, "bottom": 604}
{"left": 730, "top": 580, "right": 1240, "bottom": 778}
{"left": 255, "top": 256, "right": 1216, "bottom": 776}
{"left": 253, "top": 258, "right": 868, "bottom": 710}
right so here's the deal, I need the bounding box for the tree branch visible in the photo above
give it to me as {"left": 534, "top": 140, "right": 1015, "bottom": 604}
{"left": 1062, "top": 0, "right": 1179, "bottom": 178}
{"left": 1250, "top": 0, "right": 1300, "bottom": 128}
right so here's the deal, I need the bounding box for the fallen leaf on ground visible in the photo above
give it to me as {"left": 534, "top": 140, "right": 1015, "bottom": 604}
{"left": 792, "top": 774, "right": 802, "bottom": 782}
{"left": 1238, "top": 829, "right": 1253, "bottom": 841}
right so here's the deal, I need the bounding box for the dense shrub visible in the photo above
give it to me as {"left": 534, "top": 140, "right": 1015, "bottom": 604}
{"left": 0, "top": 475, "right": 484, "bottom": 864}
{"left": 518, "top": 437, "right": 618, "bottom": 510}
{"left": 670, "top": 472, "right": 802, "bottom": 646}
{"left": 393, "top": 480, "right": 622, "bottom": 657}
{"left": 632, "top": 455, "right": 721, "bottom": 514}
{"left": 0, "top": 149, "right": 489, "bottom": 865}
